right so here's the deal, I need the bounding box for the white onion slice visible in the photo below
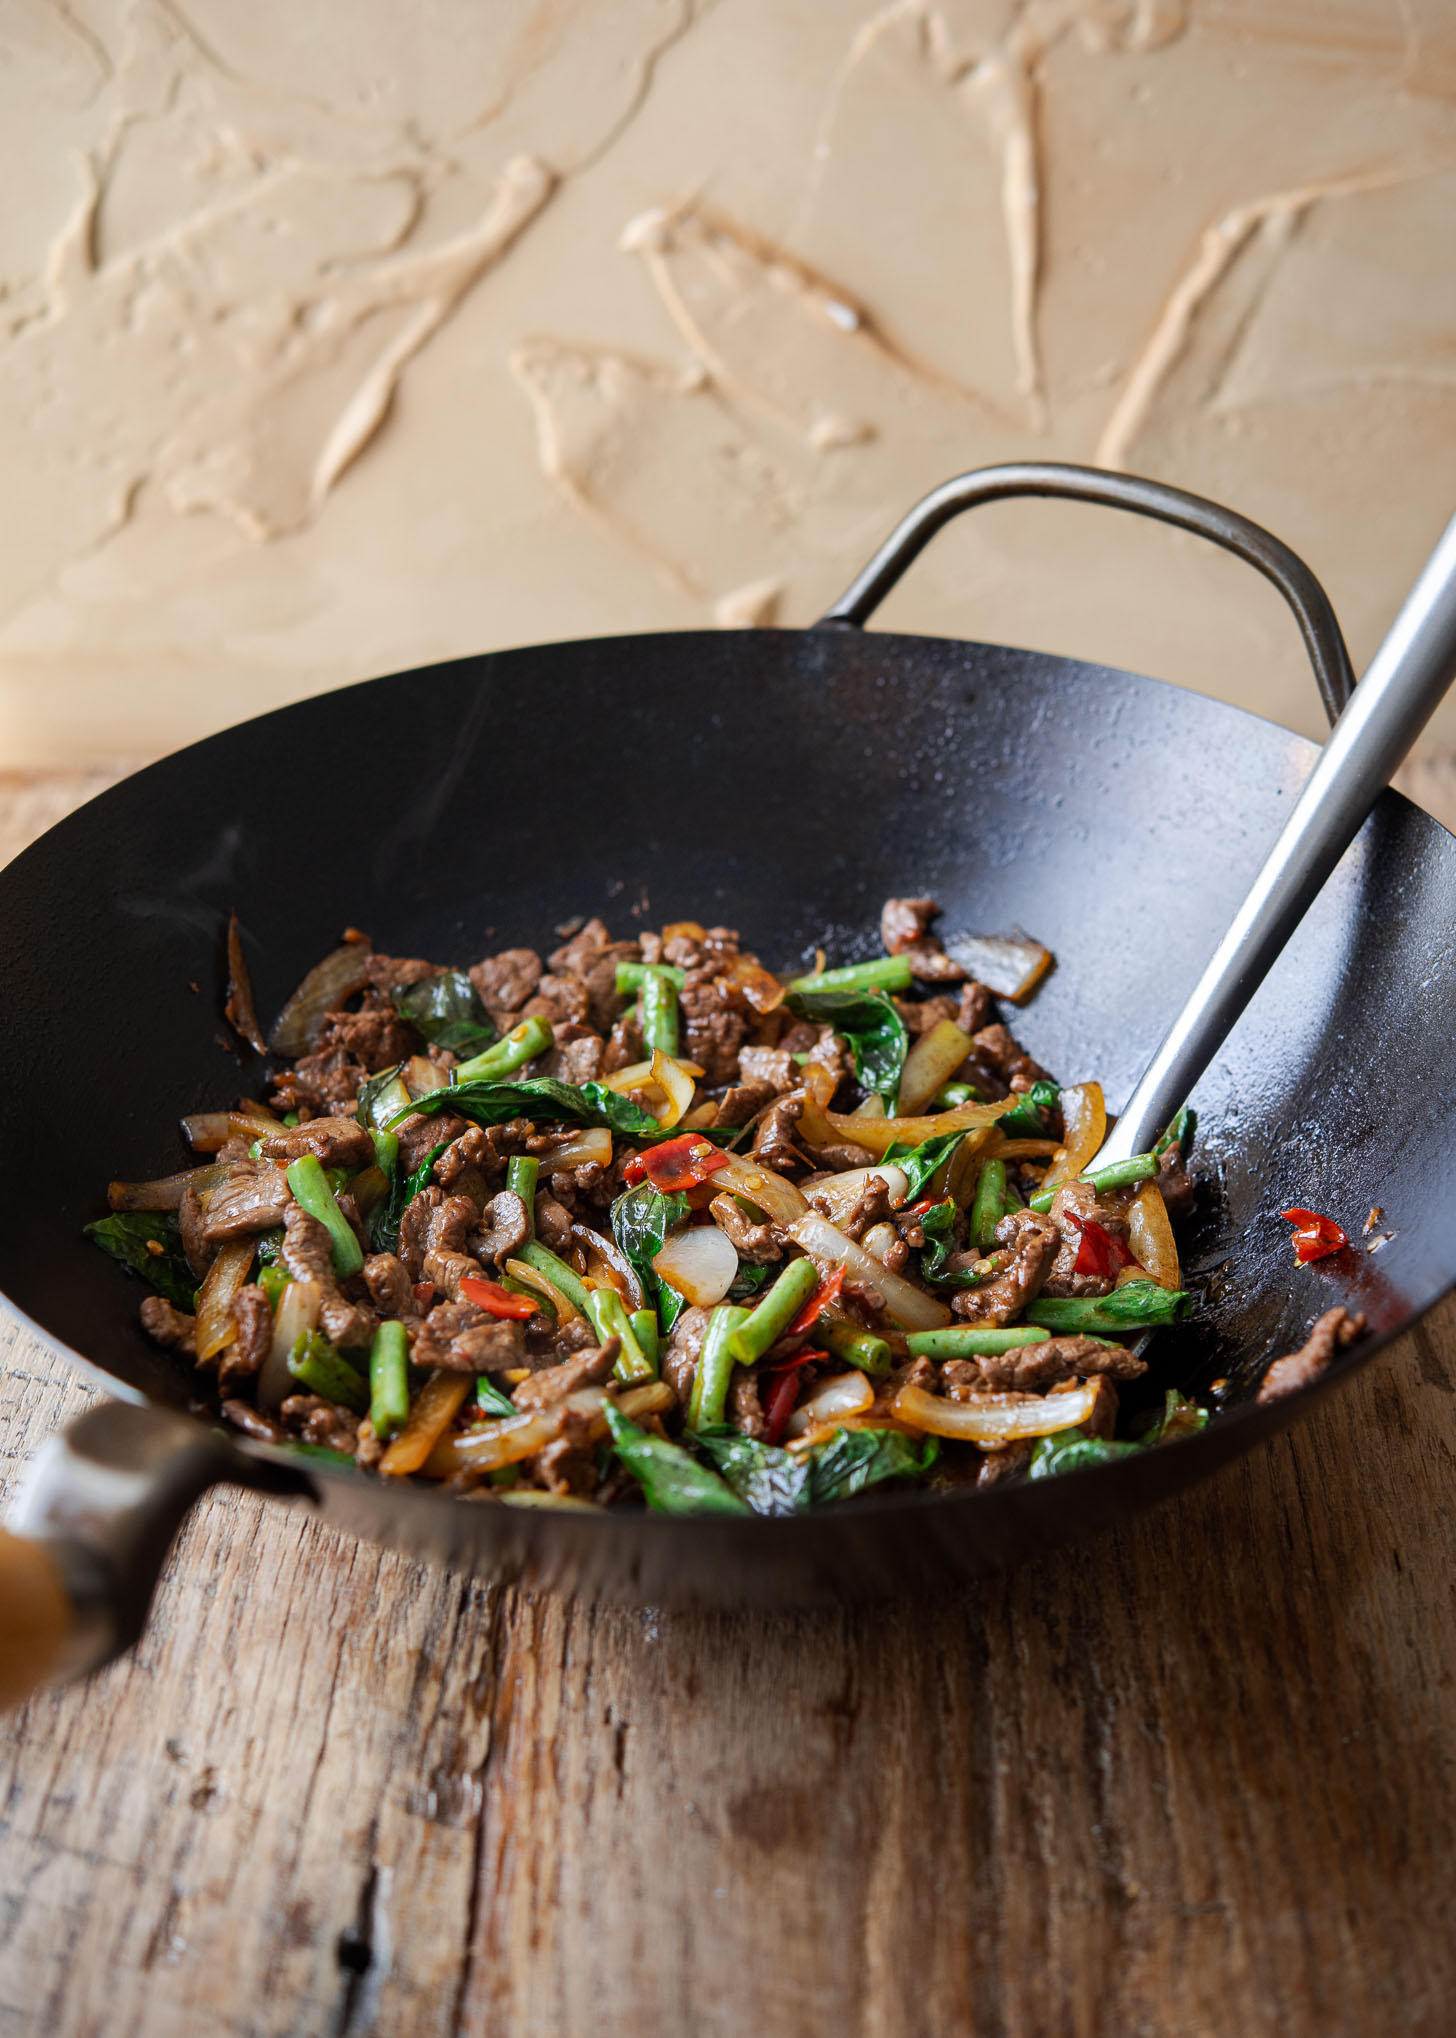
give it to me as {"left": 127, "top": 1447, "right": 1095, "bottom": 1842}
{"left": 860, "top": 1222, "right": 902, "bottom": 1266}
{"left": 786, "top": 1212, "right": 950, "bottom": 1331}
{"left": 785, "top": 1370, "right": 875, "bottom": 1438}
{"left": 537, "top": 1126, "right": 613, "bottom": 1172}
{"left": 194, "top": 1238, "right": 257, "bottom": 1364}
{"left": 1042, "top": 1082, "right": 1106, "bottom": 1189}
{"left": 108, "top": 1161, "right": 231, "bottom": 1212}
{"left": 707, "top": 1150, "right": 808, "bottom": 1227}
{"left": 807, "top": 1164, "right": 909, "bottom": 1225}
{"left": 258, "top": 1277, "right": 320, "bottom": 1411}
{"left": 1127, "top": 1181, "right": 1180, "bottom": 1289}
{"left": 270, "top": 942, "right": 373, "bottom": 1056}
{"left": 652, "top": 1224, "right": 740, "bottom": 1308}
{"left": 897, "top": 1019, "right": 974, "bottom": 1116}
{"left": 891, "top": 1379, "right": 1099, "bottom": 1444}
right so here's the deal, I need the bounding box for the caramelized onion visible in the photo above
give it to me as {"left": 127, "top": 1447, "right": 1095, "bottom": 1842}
{"left": 536, "top": 1126, "right": 614, "bottom": 1173}
{"left": 897, "top": 1019, "right": 974, "bottom": 1116}
{"left": 108, "top": 1161, "right": 231, "bottom": 1212}
{"left": 225, "top": 912, "right": 268, "bottom": 1054}
{"left": 572, "top": 1224, "right": 645, "bottom": 1310}
{"left": 1042, "top": 1083, "right": 1106, "bottom": 1189}
{"left": 941, "top": 930, "right": 1053, "bottom": 1003}
{"left": 786, "top": 1212, "right": 950, "bottom": 1331}
{"left": 182, "top": 1110, "right": 281, "bottom": 1152}
{"left": 707, "top": 1150, "right": 808, "bottom": 1227}
{"left": 258, "top": 1277, "right": 320, "bottom": 1412}
{"left": 429, "top": 1380, "right": 675, "bottom": 1477}
{"left": 195, "top": 1238, "right": 256, "bottom": 1364}
{"left": 270, "top": 941, "right": 372, "bottom": 1056}
{"left": 891, "top": 1379, "right": 1099, "bottom": 1443}
{"left": 784, "top": 1370, "right": 874, "bottom": 1438}
{"left": 504, "top": 1255, "right": 582, "bottom": 1324}
{"left": 653, "top": 1225, "right": 739, "bottom": 1308}
{"left": 1127, "top": 1181, "right": 1181, "bottom": 1289}
{"left": 809, "top": 1095, "right": 1016, "bottom": 1160}
{"left": 379, "top": 1370, "right": 472, "bottom": 1476}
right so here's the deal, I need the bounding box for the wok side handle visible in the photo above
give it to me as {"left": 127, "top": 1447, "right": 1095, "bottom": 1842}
{"left": 0, "top": 1402, "right": 296, "bottom": 1709}
{"left": 817, "top": 461, "right": 1355, "bottom": 725}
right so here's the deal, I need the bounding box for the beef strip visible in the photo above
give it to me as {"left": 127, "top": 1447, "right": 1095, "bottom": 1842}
{"left": 973, "top": 1022, "right": 1051, "bottom": 1096}
{"left": 1042, "top": 1179, "right": 1134, "bottom": 1300}
{"left": 951, "top": 1208, "right": 1059, "bottom": 1325}
{"left": 221, "top": 1399, "right": 283, "bottom": 1444}
{"left": 539, "top": 1027, "right": 606, "bottom": 1085}
{"left": 395, "top": 1110, "right": 469, "bottom": 1176}
{"left": 139, "top": 1295, "right": 196, "bottom": 1358}
{"left": 941, "top": 1335, "right": 1146, "bottom": 1398}
{"left": 280, "top": 1394, "right": 360, "bottom": 1453}
{"left": 521, "top": 973, "right": 591, "bottom": 1029}
{"left": 715, "top": 1078, "right": 778, "bottom": 1129}
{"left": 1082, "top": 1374, "right": 1120, "bottom": 1438}
{"left": 413, "top": 1299, "right": 529, "bottom": 1372}
{"left": 178, "top": 1184, "right": 215, "bottom": 1279}
{"left": 728, "top": 1367, "right": 766, "bottom": 1439}
{"left": 527, "top": 1410, "right": 608, "bottom": 1498}
{"left": 420, "top": 1193, "right": 485, "bottom": 1300}
{"left": 547, "top": 918, "right": 641, "bottom": 1032}
{"left": 361, "top": 1251, "right": 414, "bottom": 1317}
{"left": 270, "top": 1047, "right": 368, "bottom": 1117}
{"left": 601, "top": 1012, "right": 644, "bottom": 1074}
{"left": 754, "top": 1093, "right": 810, "bottom": 1171}
{"left": 708, "top": 1194, "right": 782, "bottom": 1264}
{"left": 837, "top": 1177, "right": 893, "bottom": 1243}
{"left": 472, "top": 1190, "right": 531, "bottom": 1267}
{"left": 662, "top": 1304, "right": 712, "bottom": 1404}
{"left": 510, "top": 1340, "right": 620, "bottom": 1410}
{"left": 1157, "top": 1142, "right": 1195, "bottom": 1219}
{"left": 679, "top": 967, "right": 750, "bottom": 1085}
{"left": 219, "top": 1285, "right": 272, "bottom": 1391}
{"left": 469, "top": 946, "right": 543, "bottom": 1020}
{"left": 281, "top": 1203, "right": 374, "bottom": 1349}
{"left": 977, "top": 1440, "right": 1035, "bottom": 1487}
{"left": 260, "top": 1117, "right": 374, "bottom": 1169}
{"left": 200, "top": 1160, "right": 293, "bottom": 1244}
{"left": 312, "top": 997, "right": 418, "bottom": 1075}
{"left": 880, "top": 897, "right": 966, "bottom": 982}
{"left": 955, "top": 981, "right": 996, "bottom": 1037}
{"left": 738, "top": 1044, "right": 796, "bottom": 1093}
{"left": 363, "top": 954, "right": 436, "bottom": 993}
{"left": 1257, "top": 1307, "right": 1366, "bottom": 1405}
{"left": 533, "top": 1192, "right": 575, "bottom": 1251}
{"left": 895, "top": 994, "right": 959, "bottom": 1037}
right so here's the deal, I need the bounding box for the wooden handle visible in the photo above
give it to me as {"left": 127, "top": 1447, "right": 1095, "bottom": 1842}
{"left": 0, "top": 1528, "right": 74, "bottom": 1709}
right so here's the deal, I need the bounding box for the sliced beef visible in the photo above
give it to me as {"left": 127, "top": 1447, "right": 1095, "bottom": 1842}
{"left": 469, "top": 947, "right": 543, "bottom": 1021}
{"left": 313, "top": 996, "right": 417, "bottom": 1075}
{"left": 728, "top": 1366, "right": 766, "bottom": 1439}
{"left": 662, "top": 1304, "right": 712, "bottom": 1404}
{"left": 601, "top": 1012, "right": 644, "bottom": 1074}
{"left": 1257, "top": 1307, "right": 1365, "bottom": 1406}
{"left": 413, "top": 1299, "right": 529, "bottom": 1373}
{"left": 363, "top": 954, "right": 436, "bottom": 993}
{"left": 396, "top": 1110, "right": 468, "bottom": 1177}
{"left": 362, "top": 1251, "right": 414, "bottom": 1317}
{"left": 221, "top": 1399, "right": 284, "bottom": 1444}
{"left": 539, "top": 1027, "right": 605, "bottom": 1085}
{"left": 178, "top": 1184, "right": 215, "bottom": 1279}
{"left": 139, "top": 1295, "right": 196, "bottom": 1358}
{"left": 837, "top": 1176, "right": 893, "bottom": 1244}
{"left": 219, "top": 1285, "right": 272, "bottom": 1391}
{"left": 259, "top": 1117, "right": 374, "bottom": 1169}
{"left": 973, "top": 1022, "right": 1051, "bottom": 1096}
{"left": 955, "top": 981, "right": 996, "bottom": 1038}
{"left": 270, "top": 1047, "right": 368, "bottom": 1117}
{"left": 281, "top": 1394, "right": 360, "bottom": 1453}
{"left": 472, "top": 1190, "right": 531, "bottom": 1267}
{"left": 521, "top": 973, "right": 591, "bottom": 1029}
{"left": 951, "top": 1208, "right": 1059, "bottom": 1326}
{"left": 708, "top": 1194, "right": 782, "bottom": 1264}
{"left": 510, "top": 1340, "right": 619, "bottom": 1411}
{"left": 201, "top": 1161, "right": 293, "bottom": 1244}
{"left": 715, "top": 1079, "right": 778, "bottom": 1129}
{"left": 281, "top": 1203, "right": 374, "bottom": 1349}
{"left": 977, "top": 1440, "right": 1034, "bottom": 1487}
{"left": 421, "top": 1193, "right": 485, "bottom": 1300}
{"left": 895, "top": 994, "right": 959, "bottom": 1037}
{"left": 533, "top": 1192, "right": 576, "bottom": 1252}
{"left": 738, "top": 1044, "right": 796, "bottom": 1093}
{"left": 679, "top": 968, "right": 750, "bottom": 1085}
{"left": 880, "top": 896, "right": 965, "bottom": 983}
{"left": 547, "top": 918, "right": 640, "bottom": 1032}
{"left": 754, "top": 1093, "right": 810, "bottom": 1171}
{"left": 1157, "top": 1142, "right": 1195, "bottom": 1219}
{"left": 1042, "top": 1179, "right": 1133, "bottom": 1300}
{"left": 941, "top": 1335, "right": 1146, "bottom": 1398}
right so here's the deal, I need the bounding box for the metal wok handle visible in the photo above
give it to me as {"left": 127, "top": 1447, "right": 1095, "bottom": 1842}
{"left": 819, "top": 460, "right": 1356, "bottom": 724}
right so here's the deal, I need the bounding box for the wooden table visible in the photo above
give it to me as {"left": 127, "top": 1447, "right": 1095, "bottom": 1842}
{"left": 1, "top": 776, "right": 1454, "bottom": 2036}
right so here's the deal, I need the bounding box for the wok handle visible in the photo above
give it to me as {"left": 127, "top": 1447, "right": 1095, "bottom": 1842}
{"left": 818, "top": 461, "right": 1355, "bottom": 725}
{"left": 0, "top": 1402, "right": 256, "bottom": 1708}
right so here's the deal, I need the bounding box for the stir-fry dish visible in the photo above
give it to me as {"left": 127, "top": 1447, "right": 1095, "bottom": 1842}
{"left": 86, "top": 900, "right": 1356, "bottom": 1515}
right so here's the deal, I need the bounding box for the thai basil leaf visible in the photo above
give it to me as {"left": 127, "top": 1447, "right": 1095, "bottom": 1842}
{"left": 1028, "top": 1389, "right": 1208, "bottom": 1483}
{"left": 392, "top": 1077, "right": 661, "bottom": 1137}
{"left": 691, "top": 1429, "right": 809, "bottom": 1516}
{"left": 785, "top": 986, "right": 908, "bottom": 1100}
{"left": 727, "top": 1263, "right": 772, "bottom": 1303}
{"left": 881, "top": 1128, "right": 969, "bottom": 1201}
{"left": 603, "top": 1404, "right": 749, "bottom": 1515}
{"left": 85, "top": 1212, "right": 197, "bottom": 1312}
{"left": 356, "top": 1062, "right": 411, "bottom": 1132}
{"left": 475, "top": 1375, "right": 517, "bottom": 1419}
{"left": 917, "top": 1198, "right": 990, "bottom": 1289}
{"left": 805, "top": 1426, "right": 939, "bottom": 1504}
{"left": 1140, "top": 1386, "right": 1207, "bottom": 1446}
{"left": 390, "top": 969, "right": 496, "bottom": 1057}
{"left": 611, "top": 1183, "right": 690, "bottom": 1312}
{"left": 997, "top": 1078, "right": 1061, "bottom": 1142}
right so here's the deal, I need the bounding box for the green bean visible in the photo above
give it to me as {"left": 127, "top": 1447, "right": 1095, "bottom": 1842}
{"left": 506, "top": 1154, "right": 539, "bottom": 1229}
{"left": 368, "top": 1320, "right": 410, "bottom": 1441}
{"left": 288, "top": 1331, "right": 368, "bottom": 1413}
{"left": 819, "top": 1311, "right": 892, "bottom": 1377}
{"left": 970, "top": 1157, "right": 1007, "bottom": 1251}
{"left": 584, "top": 1287, "right": 655, "bottom": 1385}
{"left": 616, "top": 960, "right": 687, "bottom": 994}
{"left": 285, "top": 1154, "right": 364, "bottom": 1277}
{"left": 904, "top": 1325, "right": 1053, "bottom": 1358}
{"left": 1028, "top": 1153, "right": 1158, "bottom": 1214}
{"left": 727, "top": 1258, "right": 820, "bottom": 1367}
{"left": 639, "top": 967, "right": 680, "bottom": 1058}
{"left": 687, "top": 1304, "right": 750, "bottom": 1430}
{"left": 630, "top": 1309, "right": 660, "bottom": 1370}
{"left": 1025, "top": 1283, "right": 1188, "bottom": 1334}
{"left": 453, "top": 1015, "right": 554, "bottom": 1084}
{"left": 516, "top": 1238, "right": 592, "bottom": 1315}
{"left": 785, "top": 956, "right": 912, "bottom": 996}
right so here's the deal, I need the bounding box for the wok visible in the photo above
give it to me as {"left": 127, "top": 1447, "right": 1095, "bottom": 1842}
{"left": 2, "top": 464, "right": 1454, "bottom": 1699}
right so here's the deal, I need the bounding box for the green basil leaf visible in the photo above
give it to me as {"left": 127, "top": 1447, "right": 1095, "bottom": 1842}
{"left": 917, "top": 1197, "right": 990, "bottom": 1289}
{"left": 390, "top": 969, "right": 496, "bottom": 1057}
{"left": 880, "top": 1128, "right": 969, "bottom": 1201}
{"left": 785, "top": 986, "right": 908, "bottom": 1100}
{"left": 85, "top": 1212, "right": 198, "bottom": 1312}
{"left": 603, "top": 1404, "right": 749, "bottom": 1515}
{"left": 691, "top": 1428, "right": 809, "bottom": 1516}
{"left": 394, "top": 1077, "right": 661, "bottom": 1137}
{"left": 611, "top": 1183, "right": 690, "bottom": 1315}
{"left": 805, "top": 1426, "right": 939, "bottom": 1504}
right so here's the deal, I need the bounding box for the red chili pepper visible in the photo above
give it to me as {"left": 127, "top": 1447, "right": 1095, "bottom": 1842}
{"left": 412, "top": 1282, "right": 435, "bottom": 1312}
{"left": 460, "top": 1275, "right": 539, "bottom": 1320}
{"left": 1069, "top": 1216, "right": 1136, "bottom": 1279}
{"left": 1280, "top": 1208, "right": 1348, "bottom": 1265}
{"left": 626, "top": 1135, "right": 731, "bottom": 1194}
{"left": 906, "top": 1198, "right": 936, "bottom": 1218}
{"left": 760, "top": 1369, "right": 801, "bottom": 1447}
{"left": 788, "top": 1266, "right": 844, "bottom": 1335}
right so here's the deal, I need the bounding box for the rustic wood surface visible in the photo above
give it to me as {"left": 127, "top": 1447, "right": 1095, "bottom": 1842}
{"left": 0, "top": 772, "right": 1454, "bottom": 2038}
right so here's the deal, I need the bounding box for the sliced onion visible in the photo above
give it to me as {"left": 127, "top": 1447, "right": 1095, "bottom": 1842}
{"left": 270, "top": 941, "right": 372, "bottom": 1056}
{"left": 225, "top": 911, "right": 268, "bottom": 1054}
{"left": 721, "top": 952, "right": 785, "bottom": 1014}
{"left": 941, "top": 929, "right": 1053, "bottom": 1002}
{"left": 860, "top": 1222, "right": 902, "bottom": 1266}
{"left": 361, "top": 1069, "right": 413, "bottom": 1131}
{"left": 572, "top": 1224, "right": 645, "bottom": 1310}
{"left": 405, "top": 1055, "right": 450, "bottom": 1099}
{"left": 892, "top": 1378, "right": 1099, "bottom": 1443}
{"left": 850, "top": 1094, "right": 887, "bottom": 1120}
{"left": 811, "top": 1095, "right": 1017, "bottom": 1159}
{"left": 653, "top": 1224, "right": 739, "bottom": 1307}
{"left": 681, "top": 1102, "right": 721, "bottom": 1130}
{"left": 601, "top": 1050, "right": 703, "bottom": 1129}
{"left": 1127, "top": 1181, "right": 1181, "bottom": 1289}
{"left": 536, "top": 1126, "right": 613, "bottom": 1173}
{"left": 986, "top": 1135, "right": 1062, "bottom": 1159}
{"left": 807, "top": 1164, "right": 910, "bottom": 1224}
{"left": 504, "top": 1256, "right": 582, "bottom": 1324}
{"left": 195, "top": 1238, "right": 257, "bottom": 1364}
{"left": 430, "top": 1377, "right": 676, "bottom": 1474}
{"left": 1042, "top": 1082, "right": 1106, "bottom": 1189}
{"left": 258, "top": 1277, "right": 320, "bottom": 1411}
{"left": 234, "top": 1098, "right": 283, "bottom": 1128}
{"left": 380, "top": 1370, "right": 473, "bottom": 1476}
{"left": 182, "top": 1110, "right": 282, "bottom": 1152}
{"left": 785, "top": 1370, "right": 874, "bottom": 1438}
{"left": 440, "top": 1386, "right": 610, "bottom": 1473}
{"left": 708, "top": 1150, "right": 809, "bottom": 1227}
{"left": 786, "top": 1211, "right": 950, "bottom": 1331}
{"left": 898, "top": 1019, "right": 974, "bottom": 1116}
{"left": 109, "top": 1161, "right": 231, "bottom": 1212}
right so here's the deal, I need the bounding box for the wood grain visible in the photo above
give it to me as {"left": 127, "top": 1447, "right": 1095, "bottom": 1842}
{"left": 1, "top": 776, "right": 1454, "bottom": 2035}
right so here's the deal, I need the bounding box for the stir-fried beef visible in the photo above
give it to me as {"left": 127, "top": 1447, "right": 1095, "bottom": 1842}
{"left": 1157, "top": 1142, "right": 1195, "bottom": 1218}
{"left": 1257, "top": 1307, "right": 1365, "bottom": 1405}
{"left": 99, "top": 895, "right": 1218, "bottom": 1511}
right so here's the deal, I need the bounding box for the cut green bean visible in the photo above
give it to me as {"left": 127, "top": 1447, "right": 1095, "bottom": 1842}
{"left": 785, "top": 956, "right": 912, "bottom": 996}
{"left": 1154, "top": 1106, "right": 1195, "bottom": 1157}
{"left": 369, "top": 1128, "right": 399, "bottom": 1181}
{"left": 1028, "top": 1153, "right": 1158, "bottom": 1214}
{"left": 820, "top": 1312, "right": 892, "bottom": 1377}
{"left": 368, "top": 1320, "right": 410, "bottom": 1441}
{"left": 639, "top": 966, "right": 680, "bottom": 1058}
{"left": 288, "top": 1330, "right": 368, "bottom": 1413}
{"left": 506, "top": 1154, "right": 539, "bottom": 1227}
{"left": 285, "top": 1154, "right": 364, "bottom": 1278}
{"left": 904, "top": 1324, "right": 1052, "bottom": 1359}
{"left": 687, "top": 1304, "right": 750, "bottom": 1430}
{"left": 1026, "top": 1283, "right": 1188, "bottom": 1334}
{"left": 629, "top": 1309, "right": 660, "bottom": 1370}
{"left": 970, "top": 1156, "right": 1007, "bottom": 1251}
{"left": 516, "top": 1237, "right": 592, "bottom": 1315}
{"left": 453, "top": 1015, "right": 554, "bottom": 1085}
{"left": 258, "top": 1261, "right": 292, "bottom": 1311}
{"left": 616, "top": 960, "right": 687, "bottom": 994}
{"left": 584, "top": 1286, "right": 655, "bottom": 1385}
{"left": 726, "top": 1258, "right": 820, "bottom": 1366}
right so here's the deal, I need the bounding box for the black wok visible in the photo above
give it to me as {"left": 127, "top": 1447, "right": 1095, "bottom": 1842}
{"left": 1, "top": 465, "right": 1453, "bottom": 1692}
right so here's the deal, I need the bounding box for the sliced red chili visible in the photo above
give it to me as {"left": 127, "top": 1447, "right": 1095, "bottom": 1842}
{"left": 460, "top": 1275, "right": 539, "bottom": 1320}
{"left": 906, "top": 1197, "right": 936, "bottom": 1218}
{"left": 1069, "top": 1216, "right": 1135, "bottom": 1279}
{"left": 787, "top": 1266, "right": 844, "bottom": 1335}
{"left": 622, "top": 1153, "right": 649, "bottom": 1186}
{"left": 632, "top": 1135, "right": 731, "bottom": 1194}
{"left": 412, "top": 1281, "right": 435, "bottom": 1312}
{"left": 1280, "top": 1208, "right": 1347, "bottom": 1264}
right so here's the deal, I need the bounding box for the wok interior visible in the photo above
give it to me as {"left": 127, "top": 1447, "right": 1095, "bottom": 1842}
{"left": 1, "top": 626, "right": 1452, "bottom": 1492}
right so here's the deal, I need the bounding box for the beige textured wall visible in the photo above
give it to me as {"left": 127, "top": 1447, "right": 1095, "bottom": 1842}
{"left": 3, "top": 0, "right": 1454, "bottom": 783}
